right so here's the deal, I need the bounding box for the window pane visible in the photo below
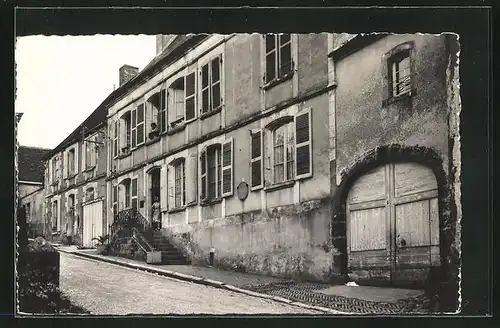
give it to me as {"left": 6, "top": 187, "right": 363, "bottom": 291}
{"left": 251, "top": 131, "right": 261, "bottom": 159}
{"left": 274, "top": 126, "right": 285, "bottom": 146}
{"left": 211, "top": 58, "right": 220, "bottom": 83}
{"left": 132, "top": 179, "right": 137, "bottom": 197}
{"left": 186, "top": 73, "right": 195, "bottom": 97}
{"left": 279, "top": 34, "right": 291, "bottom": 45}
{"left": 266, "top": 34, "right": 276, "bottom": 53}
{"left": 131, "top": 111, "right": 136, "bottom": 127}
{"left": 279, "top": 43, "right": 292, "bottom": 76}
{"left": 137, "top": 106, "right": 144, "bottom": 122}
{"left": 274, "top": 164, "right": 284, "bottom": 183}
{"left": 274, "top": 145, "right": 284, "bottom": 164}
{"left": 137, "top": 124, "right": 144, "bottom": 144}
{"left": 202, "top": 89, "right": 210, "bottom": 113}
{"left": 132, "top": 198, "right": 138, "bottom": 210}
{"left": 266, "top": 52, "right": 276, "bottom": 83}
{"left": 212, "top": 83, "right": 221, "bottom": 109}
{"left": 186, "top": 97, "right": 195, "bottom": 120}
{"left": 251, "top": 160, "right": 262, "bottom": 187}
{"left": 202, "top": 64, "right": 209, "bottom": 88}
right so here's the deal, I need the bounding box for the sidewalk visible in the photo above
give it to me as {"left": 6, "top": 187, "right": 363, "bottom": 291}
{"left": 56, "top": 245, "right": 431, "bottom": 314}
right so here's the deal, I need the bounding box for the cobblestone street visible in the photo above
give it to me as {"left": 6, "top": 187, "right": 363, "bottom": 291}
{"left": 59, "top": 252, "right": 322, "bottom": 315}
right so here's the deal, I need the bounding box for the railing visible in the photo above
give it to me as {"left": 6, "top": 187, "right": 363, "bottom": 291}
{"left": 132, "top": 227, "right": 155, "bottom": 252}
{"left": 110, "top": 208, "right": 152, "bottom": 249}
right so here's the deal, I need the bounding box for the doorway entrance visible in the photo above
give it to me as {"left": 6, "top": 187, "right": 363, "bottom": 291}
{"left": 346, "top": 162, "right": 440, "bottom": 286}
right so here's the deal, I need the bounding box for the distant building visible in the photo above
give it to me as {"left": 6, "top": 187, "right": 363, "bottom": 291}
{"left": 18, "top": 145, "right": 51, "bottom": 237}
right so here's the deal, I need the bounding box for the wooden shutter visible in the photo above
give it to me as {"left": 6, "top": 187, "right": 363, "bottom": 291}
{"left": 185, "top": 72, "right": 196, "bottom": 121}
{"left": 131, "top": 108, "right": 137, "bottom": 148}
{"left": 63, "top": 151, "right": 68, "bottom": 179}
{"left": 136, "top": 104, "right": 145, "bottom": 145}
{"left": 295, "top": 108, "right": 312, "bottom": 179}
{"left": 211, "top": 56, "right": 222, "bottom": 110}
{"left": 200, "top": 148, "right": 207, "bottom": 201}
{"left": 74, "top": 143, "right": 79, "bottom": 174}
{"left": 160, "top": 89, "right": 167, "bottom": 132}
{"left": 221, "top": 138, "right": 234, "bottom": 197}
{"left": 167, "top": 166, "right": 175, "bottom": 209}
{"left": 131, "top": 178, "right": 138, "bottom": 210}
{"left": 265, "top": 34, "right": 277, "bottom": 83}
{"left": 160, "top": 165, "right": 168, "bottom": 211}
{"left": 186, "top": 153, "right": 198, "bottom": 205}
{"left": 250, "top": 130, "right": 263, "bottom": 189}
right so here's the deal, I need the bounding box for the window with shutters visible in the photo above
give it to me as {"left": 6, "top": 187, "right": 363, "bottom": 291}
{"left": 250, "top": 130, "right": 264, "bottom": 189}
{"left": 85, "top": 136, "right": 97, "bottom": 169}
{"left": 174, "top": 160, "right": 186, "bottom": 208}
{"left": 168, "top": 77, "right": 185, "bottom": 127}
{"left": 200, "top": 139, "right": 233, "bottom": 203}
{"left": 264, "top": 34, "right": 293, "bottom": 86}
{"left": 131, "top": 178, "right": 138, "bottom": 210}
{"left": 200, "top": 55, "right": 223, "bottom": 117}
{"left": 272, "top": 121, "right": 295, "bottom": 183}
{"left": 67, "top": 148, "right": 75, "bottom": 176}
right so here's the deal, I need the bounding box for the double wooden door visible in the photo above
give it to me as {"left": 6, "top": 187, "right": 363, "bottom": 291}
{"left": 346, "top": 162, "right": 440, "bottom": 284}
{"left": 82, "top": 200, "right": 103, "bottom": 248}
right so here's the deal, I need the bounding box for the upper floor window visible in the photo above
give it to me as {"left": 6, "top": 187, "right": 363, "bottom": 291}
{"left": 168, "top": 77, "right": 186, "bottom": 126}
{"left": 85, "top": 136, "right": 98, "bottom": 169}
{"left": 273, "top": 121, "right": 295, "bottom": 183}
{"left": 384, "top": 41, "right": 415, "bottom": 103}
{"left": 265, "top": 34, "right": 292, "bottom": 84}
{"left": 147, "top": 92, "right": 162, "bottom": 140}
{"left": 121, "top": 112, "right": 132, "bottom": 152}
{"left": 200, "top": 55, "right": 222, "bottom": 115}
{"left": 67, "top": 148, "right": 75, "bottom": 176}
{"left": 132, "top": 104, "right": 145, "bottom": 148}
{"left": 389, "top": 51, "right": 411, "bottom": 97}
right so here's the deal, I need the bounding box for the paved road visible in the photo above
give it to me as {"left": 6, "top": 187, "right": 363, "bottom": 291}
{"left": 59, "top": 252, "right": 322, "bottom": 315}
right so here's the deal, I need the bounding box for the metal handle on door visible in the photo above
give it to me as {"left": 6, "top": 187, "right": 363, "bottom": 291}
{"left": 396, "top": 234, "right": 407, "bottom": 248}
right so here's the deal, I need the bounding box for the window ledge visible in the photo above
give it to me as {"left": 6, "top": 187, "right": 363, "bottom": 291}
{"left": 200, "top": 106, "right": 223, "bottom": 121}
{"left": 50, "top": 181, "right": 60, "bottom": 187}
{"left": 83, "top": 166, "right": 96, "bottom": 173}
{"left": 264, "top": 180, "right": 295, "bottom": 192}
{"left": 66, "top": 173, "right": 77, "bottom": 180}
{"left": 168, "top": 206, "right": 186, "bottom": 214}
{"left": 382, "top": 89, "right": 416, "bottom": 107}
{"left": 185, "top": 117, "right": 197, "bottom": 125}
{"left": 145, "top": 136, "right": 160, "bottom": 146}
{"left": 118, "top": 151, "right": 132, "bottom": 159}
{"left": 262, "top": 71, "right": 294, "bottom": 91}
{"left": 200, "top": 197, "right": 223, "bottom": 207}
{"left": 166, "top": 123, "right": 186, "bottom": 136}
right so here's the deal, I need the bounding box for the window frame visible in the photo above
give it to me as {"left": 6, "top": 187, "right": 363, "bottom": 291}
{"left": 200, "top": 144, "right": 225, "bottom": 203}
{"left": 264, "top": 33, "right": 294, "bottom": 86}
{"left": 131, "top": 177, "right": 138, "bottom": 210}
{"left": 383, "top": 41, "right": 416, "bottom": 105}
{"left": 113, "top": 120, "right": 119, "bottom": 159}
{"left": 112, "top": 184, "right": 118, "bottom": 215}
{"left": 271, "top": 119, "right": 295, "bottom": 184}
{"left": 294, "top": 107, "right": 313, "bottom": 180}
{"left": 173, "top": 159, "right": 186, "bottom": 208}
{"left": 200, "top": 54, "right": 223, "bottom": 117}
{"left": 67, "top": 148, "right": 75, "bottom": 177}
{"left": 184, "top": 71, "right": 197, "bottom": 123}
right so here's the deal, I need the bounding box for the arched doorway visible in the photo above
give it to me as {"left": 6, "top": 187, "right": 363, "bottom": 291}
{"left": 346, "top": 162, "right": 440, "bottom": 286}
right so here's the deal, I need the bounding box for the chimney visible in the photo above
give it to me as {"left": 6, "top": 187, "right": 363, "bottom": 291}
{"left": 156, "top": 35, "right": 177, "bottom": 55}
{"left": 119, "top": 65, "right": 139, "bottom": 87}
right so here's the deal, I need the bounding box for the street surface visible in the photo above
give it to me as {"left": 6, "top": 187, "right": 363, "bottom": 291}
{"left": 59, "top": 252, "right": 321, "bottom": 315}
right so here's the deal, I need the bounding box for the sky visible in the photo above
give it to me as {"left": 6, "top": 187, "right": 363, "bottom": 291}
{"left": 15, "top": 35, "right": 156, "bottom": 149}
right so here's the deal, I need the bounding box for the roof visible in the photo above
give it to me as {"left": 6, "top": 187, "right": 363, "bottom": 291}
{"left": 44, "top": 34, "right": 209, "bottom": 160}
{"left": 328, "top": 34, "right": 388, "bottom": 61}
{"left": 18, "top": 146, "right": 51, "bottom": 183}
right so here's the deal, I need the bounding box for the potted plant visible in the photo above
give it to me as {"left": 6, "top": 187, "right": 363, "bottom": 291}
{"left": 92, "top": 234, "right": 111, "bottom": 255}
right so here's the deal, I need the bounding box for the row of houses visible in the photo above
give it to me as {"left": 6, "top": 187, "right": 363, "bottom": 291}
{"left": 19, "top": 33, "right": 460, "bottom": 291}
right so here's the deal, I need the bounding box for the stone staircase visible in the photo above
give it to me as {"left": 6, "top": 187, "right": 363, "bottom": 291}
{"left": 151, "top": 231, "right": 191, "bottom": 265}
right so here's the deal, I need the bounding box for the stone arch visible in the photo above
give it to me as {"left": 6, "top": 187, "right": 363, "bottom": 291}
{"left": 331, "top": 144, "right": 452, "bottom": 281}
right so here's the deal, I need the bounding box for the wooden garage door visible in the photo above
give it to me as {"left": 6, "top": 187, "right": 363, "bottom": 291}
{"left": 82, "top": 200, "right": 103, "bottom": 248}
{"left": 346, "top": 162, "right": 440, "bottom": 284}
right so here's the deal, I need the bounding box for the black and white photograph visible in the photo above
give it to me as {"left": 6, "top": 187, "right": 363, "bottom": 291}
{"left": 12, "top": 6, "right": 489, "bottom": 318}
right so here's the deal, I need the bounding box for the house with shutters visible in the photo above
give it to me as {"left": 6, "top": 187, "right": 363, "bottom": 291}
{"left": 106, "top": 33, "right": 334, "bottom": 281}
{"left": 42, "top": 103, "right": 108, "bottom": 247}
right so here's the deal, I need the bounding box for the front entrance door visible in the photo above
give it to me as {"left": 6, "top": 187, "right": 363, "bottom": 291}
{"left": 150, "top": 168, "right": 161, "bottom": 208}
{"left": 82, "top": 200, "right": 103, "bottom": 248}
{"left": 346, "top": 162, "right": 440, "bottom": 285}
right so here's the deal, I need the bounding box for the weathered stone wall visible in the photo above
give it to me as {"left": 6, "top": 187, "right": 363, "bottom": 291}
{"left": 166, "top": 199, "right": 337, "bottom": 282}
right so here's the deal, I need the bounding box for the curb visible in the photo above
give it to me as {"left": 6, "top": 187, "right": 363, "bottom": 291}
{"left": 58, "top": 248, "right": 344, "bottom": 315}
